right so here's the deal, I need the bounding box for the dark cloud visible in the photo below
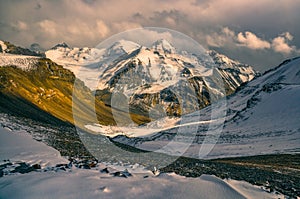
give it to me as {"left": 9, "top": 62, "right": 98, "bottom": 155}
{"left": 0, "top": 0, "right": 299, "bottom": 71}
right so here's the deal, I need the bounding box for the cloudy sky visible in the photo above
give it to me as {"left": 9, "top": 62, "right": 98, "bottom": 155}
{"left": 0, "top": 0, "right": 299, "bottom": 71}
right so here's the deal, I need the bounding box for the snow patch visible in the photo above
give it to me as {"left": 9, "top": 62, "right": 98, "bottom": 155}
{"left": 0, "top": 127, "right": 68, "bottom": 168}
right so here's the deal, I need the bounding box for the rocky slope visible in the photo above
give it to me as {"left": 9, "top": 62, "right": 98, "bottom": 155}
{"left": 0, "top": 47, "right": 149, "bottom": 128}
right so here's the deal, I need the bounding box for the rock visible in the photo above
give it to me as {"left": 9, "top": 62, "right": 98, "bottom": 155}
{"left": 88, "top": 161, "right": 98, "bottom": 168}
{"left": 32, "top": 164, "right": 41, "bottom": 170}
{"left": 100, "top": 168, "right": 109, "bottom": 174}
{"left": 13, "top": 162, "right": 35, "bottom": 174}
{"left": 55, "top": 163, "right": 68, "bottom": 168}
{"left": 111, "top": 169, "right": 132, "bottom": 178}
{"left": 122, "top": 169, "right": 132, "bottom": 177}
{"left": 152, "top": 167, "right": 160, "bottom": 176}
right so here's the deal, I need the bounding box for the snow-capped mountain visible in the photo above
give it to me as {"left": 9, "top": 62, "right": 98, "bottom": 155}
{"left": 46, "top": 39, "right": 257, "bottom": 118}
{"left": 208, "top": 50, "right": 257, "bottom": 90}
{"left": 46, "top": 39, "right": 256, "bottom": 92}
{"left": 110, "top": 57, "right": 300, "bottom": 159}
{"left": 106, "top": 39, "right": 141, "bottom": 55}
{"left": 45, "top": 40, "right": 140, "bottom": 89}
{"left": 151, "top": 39, "right": 176, "bottom": 54}
{"left": 95, "top": 39, "right": 257, "bottom": 118}
{"left": 97, "top": 39, "right": 256, "bottom": 91}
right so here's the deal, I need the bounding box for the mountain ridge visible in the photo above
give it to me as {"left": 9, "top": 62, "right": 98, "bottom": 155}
{"left": 0, "top": 52, "right": 150, "bottom": 128}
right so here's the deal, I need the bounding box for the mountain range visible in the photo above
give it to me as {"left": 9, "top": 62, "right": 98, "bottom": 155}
{"left": 0, "top": 39, "right": 299, "bottom": 160}
{"left": 45, "top": 39, "right": 257, "bottom": 119}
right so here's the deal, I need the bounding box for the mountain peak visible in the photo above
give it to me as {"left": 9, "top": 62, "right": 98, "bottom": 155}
{"left": 107, "top": 40, "right": 140, "bottom": 55}
{"left": 51, "top": 42, "right": 70, "bottom": 50}
{"left": 261, "top": 57, "right": 300, "bottom": 85}
{"left": 30, "top": 43, "right": 45, "bottom": 53}
{"left": 151, "top": 39, "right": 176, "bottom": 54}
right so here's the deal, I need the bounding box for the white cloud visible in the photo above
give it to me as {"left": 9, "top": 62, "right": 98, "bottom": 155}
{"left": 206, "top": 28, "right": 299, "bottom": 56}
{"left": 206, "top": 28, "right": 271, "bottom": 51}
{"left": 237, "top": 31, "right": 271, "bottom": 50}
{"left": 36, "top": 19, "right": 111, "bottom": 47}
{"left": 283, "top": 32, "right": 293, "bottom": 41}
{"left": 206, "top": 27, "right": 235, "bottom": 47}
{"left": 272, "top": 32, "right": 295, "bottom": 54}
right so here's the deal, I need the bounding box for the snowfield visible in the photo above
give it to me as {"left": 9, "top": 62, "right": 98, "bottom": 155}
{"left": 0, "top": 53, "right": 40, "bottom": 69}
{"left": 0, "top": 127, "right": 284, "bottom": 199}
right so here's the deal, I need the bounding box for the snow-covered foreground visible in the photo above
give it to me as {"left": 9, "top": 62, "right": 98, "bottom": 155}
{"left": 0, "top": 127, "right": 284, "bottom": 199}
{"left": 0, "top": 128, "right": 67, "bottom": 168}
